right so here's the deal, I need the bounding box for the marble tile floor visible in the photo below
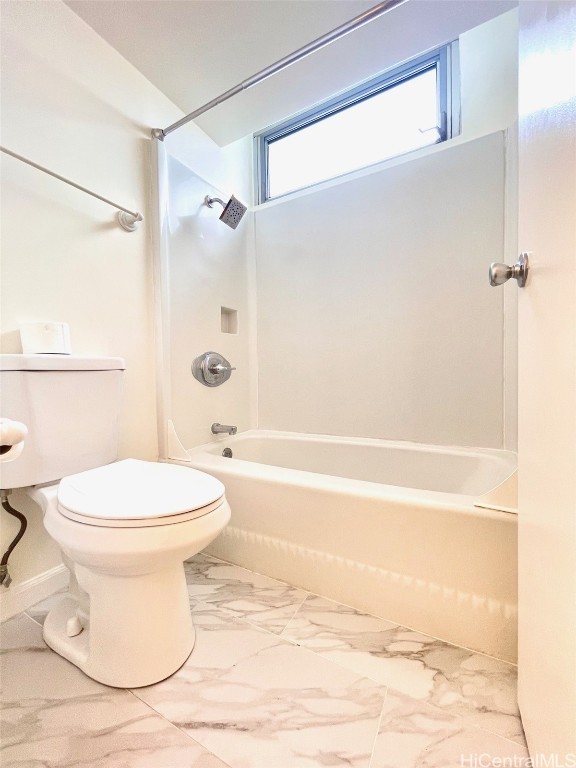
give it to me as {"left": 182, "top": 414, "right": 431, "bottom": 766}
{"left": 1, "top": 552, "right": 528, "bottom": 768}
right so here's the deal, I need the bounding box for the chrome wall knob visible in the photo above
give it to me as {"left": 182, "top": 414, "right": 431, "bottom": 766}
{"left": 192, "top": 351, "right": 235, "bottom": 387}
{"left": 489, "top": 253, "right": 529, "bottom": 287}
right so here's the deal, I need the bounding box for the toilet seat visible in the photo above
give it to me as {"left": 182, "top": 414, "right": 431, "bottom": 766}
{"left": 57, "top": 459, "right": 226, "bottom": 528}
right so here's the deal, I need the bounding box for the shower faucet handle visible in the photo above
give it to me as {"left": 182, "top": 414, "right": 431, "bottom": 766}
{"left": 208, "top": 362, "right": 236, "bottom": 375}
{"left": 192, "top": 351, "right": 235, "bottom": 387}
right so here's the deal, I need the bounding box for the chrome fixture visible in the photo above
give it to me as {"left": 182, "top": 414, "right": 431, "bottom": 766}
{"left": 204, "top": 195, "right": 247, "bottom": 230}
{"left": 222, "top": 448, "right": 233, "bottom": 458}
{"left": 211, "top": 424, "right": 237, "bottom": 436}
{"left": 489, "top": 253, "right": 529, "bottom": 288}
{"left": 152, "top": 0, "right": 406, "bottom": 140}
{"left": 192, "top": 351, "right": 236, "bottom": 387}
{"left": 0, "top": 146, "right": 142, "bottom": 231}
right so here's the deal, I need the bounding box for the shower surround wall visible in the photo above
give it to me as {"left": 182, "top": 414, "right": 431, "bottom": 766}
{"left": 255, "top": 132, "right": 510, "bottom": 448}
{"left": 155, "top": 144, "right": 256, "bottom": 455}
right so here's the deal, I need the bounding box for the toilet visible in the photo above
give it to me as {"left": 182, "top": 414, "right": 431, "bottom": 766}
{"left": 0, "top": 354, "right": 230, "bottom": 688}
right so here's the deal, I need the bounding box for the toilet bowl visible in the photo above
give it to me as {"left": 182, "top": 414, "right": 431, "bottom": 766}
{"left": 29, "top": 458, "right": 231, "bottom": 688}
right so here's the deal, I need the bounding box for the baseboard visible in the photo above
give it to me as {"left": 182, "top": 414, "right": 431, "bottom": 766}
{"left": 0, "top": 565, "right": 69, "bottom": 622}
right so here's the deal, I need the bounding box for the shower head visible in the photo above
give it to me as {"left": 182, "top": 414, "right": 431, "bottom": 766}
{"left": 204, "top": 194, "right": 247, "bottom": 230}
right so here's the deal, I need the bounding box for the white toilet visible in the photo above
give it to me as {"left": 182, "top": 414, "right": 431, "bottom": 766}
{"left": 0, "top": 354, "right": 230, "bottom": 688}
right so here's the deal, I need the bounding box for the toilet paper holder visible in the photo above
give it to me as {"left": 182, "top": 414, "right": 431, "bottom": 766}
{"left": 0, "top": 418, "right": 28, "bottom": 463}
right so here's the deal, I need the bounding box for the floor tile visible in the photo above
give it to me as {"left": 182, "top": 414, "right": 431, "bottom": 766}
{"left": 132, "top": 602, "right": 387, "bottom": 768}
{"left": 281, "top": 595, "right": 525, "bottom": 745}
{"left": 371, "top": 690, "right": 529, "bottom": 768}
{"left": 0, "top": 614, "right": 230, "bottom": 768}
{"left": 24, "top": 587, "right": 68, "bottom": 626}
{"left": 184, "top": 553, "right": 308, "bottom": 633}
{"left": 5, "top": 560, "right": 530, "bottom": 768}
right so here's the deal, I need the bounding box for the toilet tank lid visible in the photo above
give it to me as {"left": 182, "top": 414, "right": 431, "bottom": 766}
{"left": 0, "top": 354, "right": 125, "bottom": 371}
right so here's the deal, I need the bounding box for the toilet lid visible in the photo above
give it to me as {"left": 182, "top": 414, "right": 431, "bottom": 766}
{"left": 57, "top": 459, "right": 225, "bottom": 522}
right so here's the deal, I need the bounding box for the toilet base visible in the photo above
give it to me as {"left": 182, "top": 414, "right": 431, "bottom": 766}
{"left": 44, "top": 563, "right": 195, "bottom": 688}
{"left": 36, "top": 489, "right": 231, "bottom": 688}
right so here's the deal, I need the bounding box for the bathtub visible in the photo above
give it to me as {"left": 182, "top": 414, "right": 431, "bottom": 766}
{"left": 180, "top": 430, "right": 518, "bottom": 662}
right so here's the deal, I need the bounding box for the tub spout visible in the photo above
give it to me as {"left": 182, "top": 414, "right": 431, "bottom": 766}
{"left": 211, "top": 423, "right": 237, "bottom": 435}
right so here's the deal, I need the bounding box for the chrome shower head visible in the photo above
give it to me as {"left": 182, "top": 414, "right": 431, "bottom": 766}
{"left": 204, "top": 195, "right": 247, "bottom": 230}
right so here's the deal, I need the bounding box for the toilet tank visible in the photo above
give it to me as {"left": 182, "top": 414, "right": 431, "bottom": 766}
{"left": 0, "top": 354, "right": 125, "bottom": 489}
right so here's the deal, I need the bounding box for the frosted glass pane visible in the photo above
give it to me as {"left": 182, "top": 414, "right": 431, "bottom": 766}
{"left": 268, "top": 68, "right": 439, "bottom": 198}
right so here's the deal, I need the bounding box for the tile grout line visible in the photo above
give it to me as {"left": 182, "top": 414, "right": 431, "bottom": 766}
{"left": 126, "top": 687, "right": 236, "bottom": 768}
{"left": 385, "top": 689, "right": 527, "bottom": 749}
{"left": 367, "top": 686, "right": 388, "bottom": 768}
{"left": 20, "top": 610, "right": 44, "bottom": 629}
{"left": 453, "top": 720, "right": 528, "bottom": 750}
{"left": 277, "top": 590, "right": 312, "bottom": 636}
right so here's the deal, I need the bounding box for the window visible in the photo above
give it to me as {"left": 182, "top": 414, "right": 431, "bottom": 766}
{"left": 256, "top": 45, "right": 457, "bottom": 202}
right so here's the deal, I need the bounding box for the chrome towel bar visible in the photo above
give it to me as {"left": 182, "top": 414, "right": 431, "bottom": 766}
{"left": 1, "top": 146, "right": 142, "bottom": 231}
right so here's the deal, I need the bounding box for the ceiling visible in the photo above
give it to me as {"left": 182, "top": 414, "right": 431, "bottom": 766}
{"left": 64, "top": 0, "right": 517, "bottom": 145}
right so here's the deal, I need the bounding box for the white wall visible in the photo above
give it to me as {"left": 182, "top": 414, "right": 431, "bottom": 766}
{"left": 0, "top": 0, "right": 239, "bottom": 610}
{"left": 460, "top": 9, "right": 519, "bottom": 140}
{"left": 254, "top": 10, "right": 518, "bottom": 449}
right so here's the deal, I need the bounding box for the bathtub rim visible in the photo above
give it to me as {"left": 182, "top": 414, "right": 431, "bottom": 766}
{"left": 189, "top": 428, "right": 517, "bottom": 462}
{"left": 171, "top": 429, "right": 518, "bottom": 521}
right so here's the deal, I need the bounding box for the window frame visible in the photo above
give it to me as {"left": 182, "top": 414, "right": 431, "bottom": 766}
{"left": 255, "top": 43, "right": 458, "bottom": 203}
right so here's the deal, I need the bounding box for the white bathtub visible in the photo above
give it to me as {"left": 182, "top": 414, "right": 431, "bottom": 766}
{"left": 181, "top": 430, "right": 518, "bottom": 662}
